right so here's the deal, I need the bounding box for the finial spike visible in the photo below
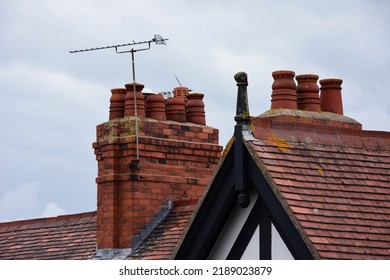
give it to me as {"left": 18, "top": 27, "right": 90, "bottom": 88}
{"left": 234, "top": 72, "right": 250, "bottom": 123}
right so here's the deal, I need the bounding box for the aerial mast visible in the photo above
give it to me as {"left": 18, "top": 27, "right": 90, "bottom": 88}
{"left": 70, "top": 35, "right": 168, "bottom": 162}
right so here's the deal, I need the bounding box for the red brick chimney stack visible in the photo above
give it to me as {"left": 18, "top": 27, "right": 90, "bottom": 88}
{"left": 94, "top": 82, "right": 222, "bottom": 253}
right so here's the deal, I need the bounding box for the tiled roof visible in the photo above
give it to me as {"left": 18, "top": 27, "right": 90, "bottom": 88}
{"left": 248, "top": 113, "right": 390, "bottom": 259}
{"left": 0, "top": 211, "right": 97, "bottom": 260}
{"left": 129, "top": 200, "right": 197, "bottom": 260}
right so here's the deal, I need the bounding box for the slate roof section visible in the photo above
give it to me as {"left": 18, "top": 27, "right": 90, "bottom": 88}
{"left": 130, "top": 200, "right": 197, "bottom": 260}
{"left": 248, "top": 112, "right": 390, "bottom": 259}
{"left": 0, "top": 211, "right": 97, "bottom": 260}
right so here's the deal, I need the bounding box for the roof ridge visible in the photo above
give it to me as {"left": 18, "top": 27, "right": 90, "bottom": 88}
{"left": 0, "top": 211, "right": 96, "bottom": 228}
{"left": 259, "top": 109, "right": 361, "bottom": 126}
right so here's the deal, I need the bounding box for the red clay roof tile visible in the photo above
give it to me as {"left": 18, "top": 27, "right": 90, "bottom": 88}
{"left": 0, "top": 212, "right": 96, "bottom": 260}
{"left": 129, "top": 201, "right": 197, "bottom": 260}
{"left": 248, "top": 116, "right": 390, "bottom": 259}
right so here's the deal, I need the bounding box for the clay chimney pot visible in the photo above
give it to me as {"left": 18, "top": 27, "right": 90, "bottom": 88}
{"left": 109, "top": 88, "right": 126, "bottom": 120}
{"left": 296, "top": 74, "right": 321, "bottom": 112}
{"left": 145, "top": 93, "right": 167, "bottom": 121}
{"left": 186, "top": 93, "right": 206, "bottom": 125}
{"left": 124, "top": 82, "right": 146, "bottom": 117}
{"left": 271, "top": 70, "right": 297, "bottom": 110}
{"left": 319, "top": 78, "right": 344, "bottom": 115}
{"left": 173, "top": 86, "right": 189, "bottom": 100}
{"left": 166, "top": 96, "right": 186, "bottom": 122}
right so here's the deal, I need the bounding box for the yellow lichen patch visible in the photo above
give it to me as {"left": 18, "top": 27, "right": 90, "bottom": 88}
{"left": 101, "top": 117, "right": 143, "bottom": 144}
{"left": 267, "top": 133, "right": 291, "bottom": 152}
{"left": 222, "top": 136, "right": 235, "bottom": 157}
{"left": 249, "top": 116, "right": 256, "bottom": 132}
{"left": 317, "top": 168, "right": 325, "bottom": 175}
{"left": 238, "top": 112, "right": 250, "bottom": 119}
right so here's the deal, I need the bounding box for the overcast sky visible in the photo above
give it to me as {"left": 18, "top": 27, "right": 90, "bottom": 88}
{"left": 0, "top": 0, "right": 389, "bottom": 222}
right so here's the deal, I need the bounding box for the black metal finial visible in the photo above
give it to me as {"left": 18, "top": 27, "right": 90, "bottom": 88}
{"left": 234, "top": 72, "right": 250, "bottom": 124}
{"left": 233, "top": 72, "right": 250, "bottom": 208}
{"left": 234, "top": 71, "right": 248, "bottom": 86}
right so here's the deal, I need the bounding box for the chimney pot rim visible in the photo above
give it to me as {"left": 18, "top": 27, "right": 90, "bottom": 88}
{"left": 272, "top": 70, "right": 295, "bottom": 78}
{"left": 125, "top": 82, "right": 145, "bottom": 90}
{"left": 296, "top": 74, "right": 319, "bottom": 81}
{"left": 319, "top": 78, "right": 343, "bottom": 85}
{"left": 187, "top": 92, "right": 204, "bottom": 97}
{"left": 173, "top": 86, "right": 189, "bottom": 90}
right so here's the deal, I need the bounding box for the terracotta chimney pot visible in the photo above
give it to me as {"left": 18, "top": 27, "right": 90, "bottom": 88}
{"left": 145, "top": 93, "right": 167, "bottom": 121}
{"left": 296, "top": 74, "right": 321, "bottom": 112}
{"left": 142, "top": 88, "right": 156, "bottom": 100}
{"left": 319, "top": 78, "right": 344, "bottom": 115}
{"left": 166, "top": 96, "right": 186, "bottom": 122}
{"left": 186, "top": 93, "right": 206, "bottom": 125}
{"left": 271, "top": 70, "right": 297, "bottom": 110}
{"left": 109, "top": 88, "right": 126, "bottom": 120}
{"left": 124, "top": 82, "right": 145, "bottom": 117}
{"left": 173, "top": 86, "right": 189, "bottom": 100}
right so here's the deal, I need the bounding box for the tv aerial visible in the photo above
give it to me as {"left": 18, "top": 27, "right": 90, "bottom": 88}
{"left": 70, "top": 34, "right": 168, "bottom": 161}
{"left": 174, "top": 75, "right": 183, "bottom": 87}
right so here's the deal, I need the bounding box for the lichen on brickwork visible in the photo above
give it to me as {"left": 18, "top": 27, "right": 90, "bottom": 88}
{"left": 267, "top": 133, "right": 292, "bottom": 152}
{"left": 100, "top": 117, "right": 143, "bottom": 144}
{"left": 249, "top": 116, "right": 256, "bottom": 132}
